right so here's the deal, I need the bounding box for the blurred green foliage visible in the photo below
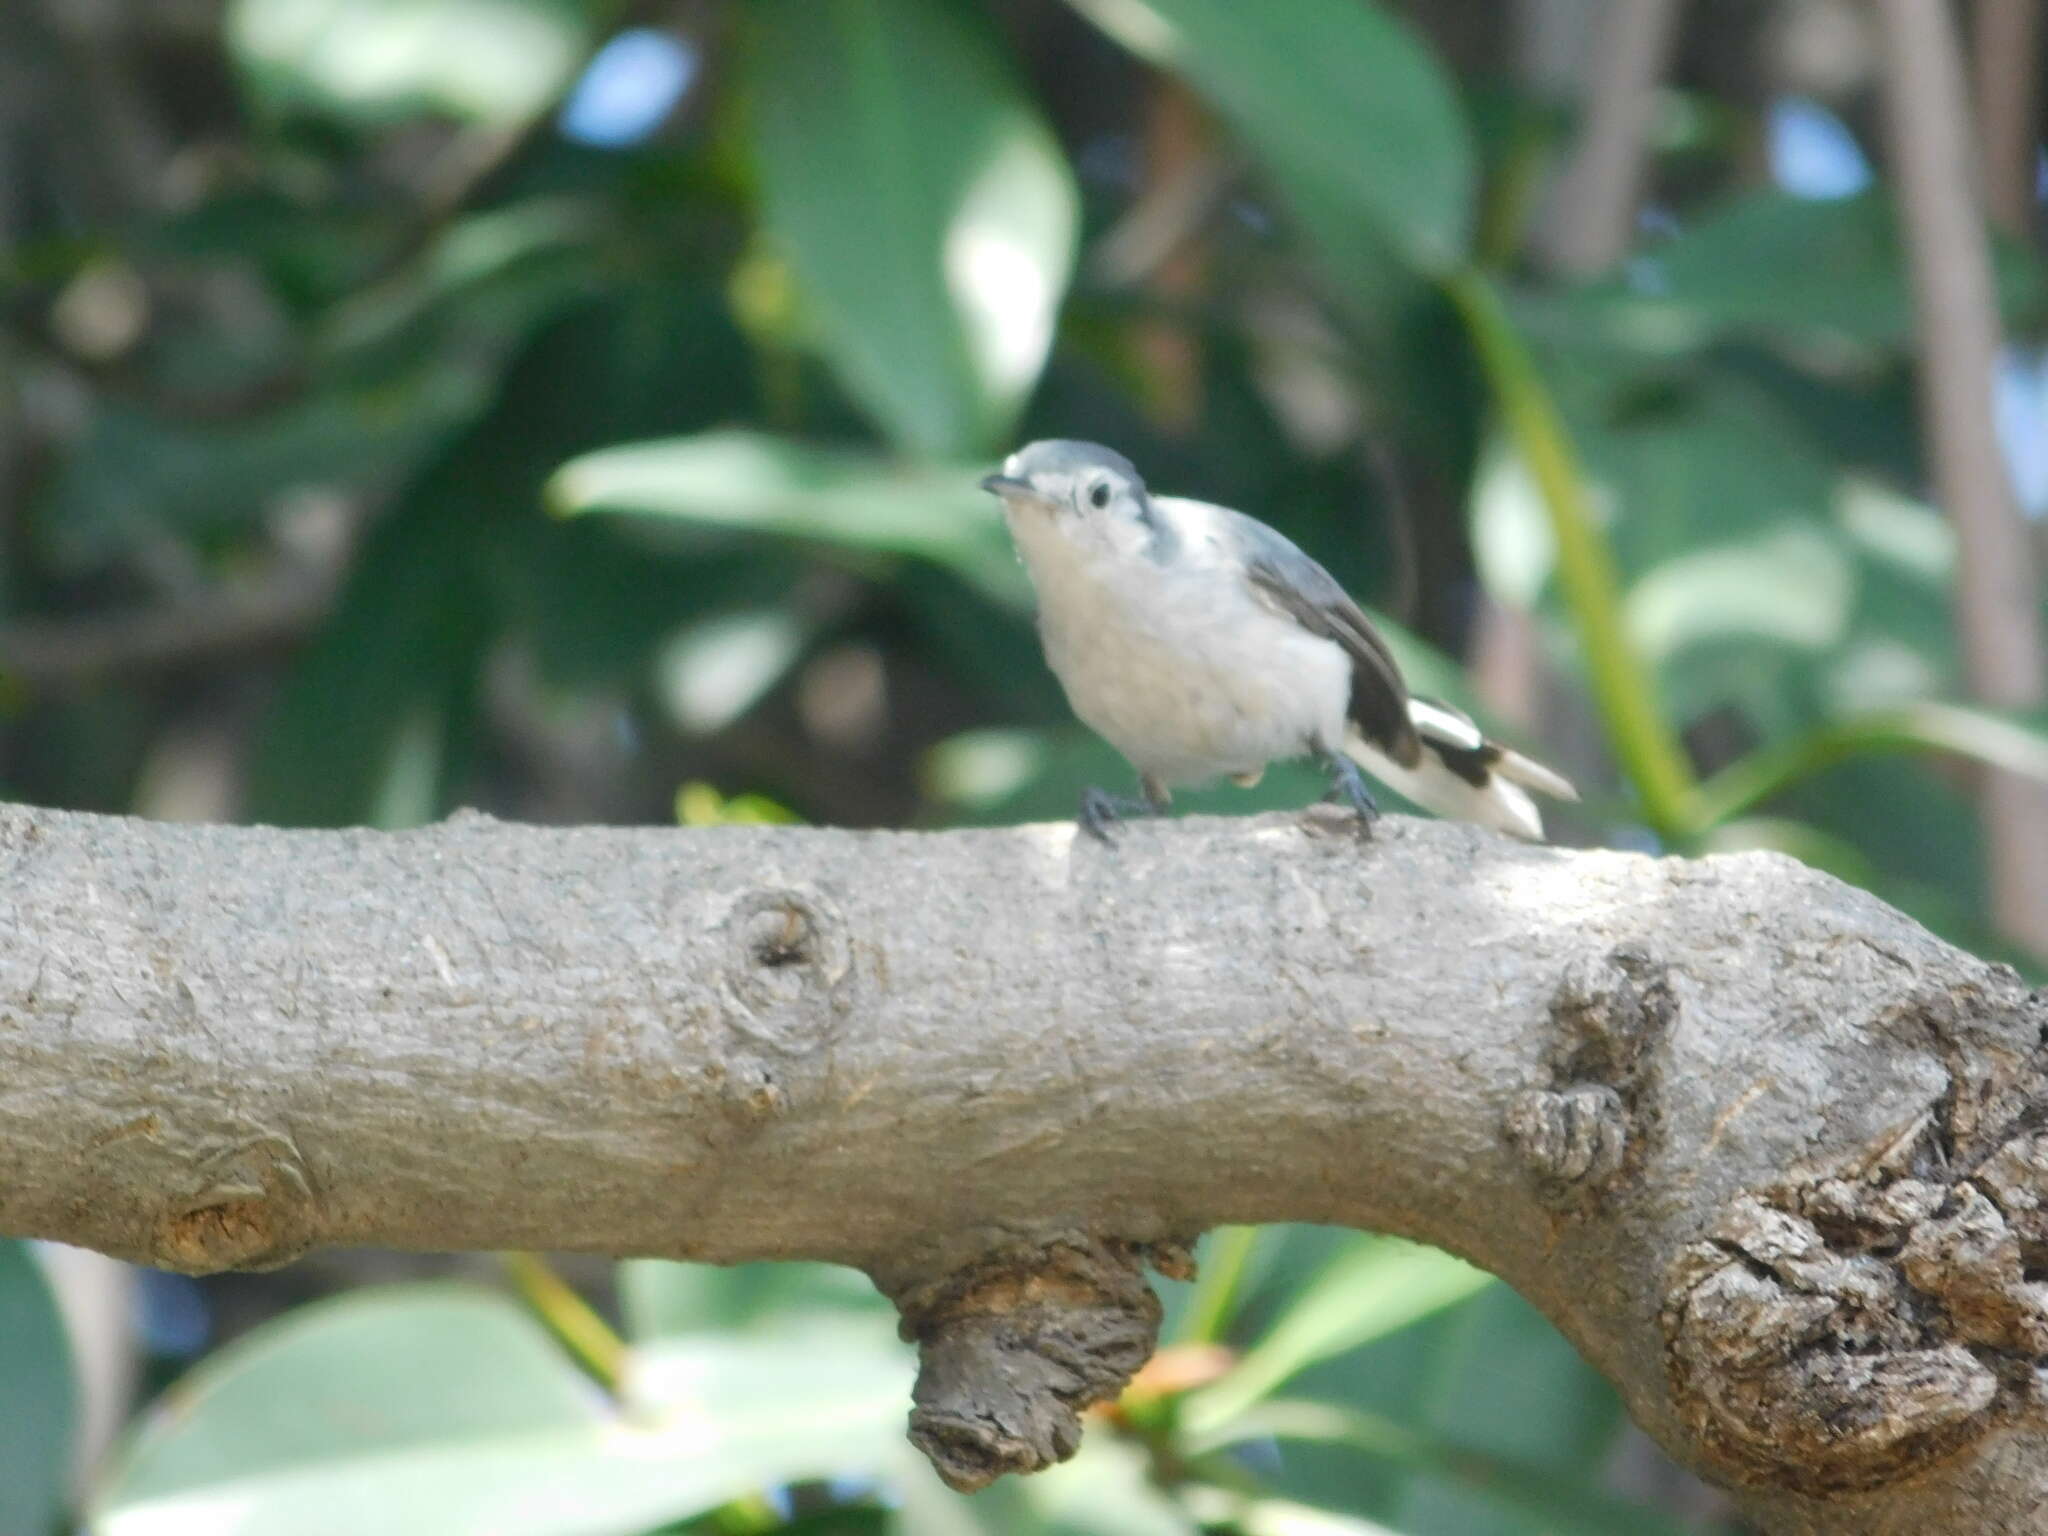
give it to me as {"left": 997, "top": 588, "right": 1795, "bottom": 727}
{"left": 0, "top": 1242, "right": 73, "bottom": 1536}
{"left": 5, "top": 0, "right": 2048, "bottom": 1531}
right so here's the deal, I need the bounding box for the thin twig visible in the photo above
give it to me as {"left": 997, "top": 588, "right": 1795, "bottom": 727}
{"left": 0, "top": 564, "right": 338, "bottom": 689}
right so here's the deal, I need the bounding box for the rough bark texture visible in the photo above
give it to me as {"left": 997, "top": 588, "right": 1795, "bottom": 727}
{"left": 1, "top": 802, "right": 2046, "bottom": 1530}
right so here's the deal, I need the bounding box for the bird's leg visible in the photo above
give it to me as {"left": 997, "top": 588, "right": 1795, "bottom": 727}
{"left": 1314, "top": 744, "right": 1379, "bottom": 825}
{"left": 1077, "top": 774, "right": 1172, "bottom": 844}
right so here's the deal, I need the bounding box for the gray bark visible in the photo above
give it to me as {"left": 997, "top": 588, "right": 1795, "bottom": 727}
{"left": 1, "top": 802, "right": 2045, "bottom": 1531}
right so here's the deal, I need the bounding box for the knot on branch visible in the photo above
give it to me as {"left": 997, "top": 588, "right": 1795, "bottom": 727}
{"left": 716, "top": 886, "right": 854, "bottom": 1052}
{"left": 890, "top": 1239, "right": 1174, "bottom": 1492}
{"left": 1663, "top": 1111, "right": 2048, "bottom": 1494}
{"left": 146, "top": 1128, "right": 316, "bottom": 1274}
{"left": 1506, "top": 947, "right": 1673, "bottom": 1205}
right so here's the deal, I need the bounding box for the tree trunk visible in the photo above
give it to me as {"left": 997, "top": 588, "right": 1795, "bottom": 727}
{"left": 0, "top": 803, "right": 2044, "bottom": 1531}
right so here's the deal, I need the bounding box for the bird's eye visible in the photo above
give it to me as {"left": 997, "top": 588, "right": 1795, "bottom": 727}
{"left": 1087, "top": 480, "right": 1112, "bottom": 510}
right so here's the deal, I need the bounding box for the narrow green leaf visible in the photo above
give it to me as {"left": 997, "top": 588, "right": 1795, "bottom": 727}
{"left": 1180, "top": 1239, "right": 1491, "bottom": 1433}
{"left": 549, "top": 430, "right": 1027, "bottom": 605}
{"left": 1447, "top": 270, "right": 1700, "bottom": 838}
{"left": 0, "top": 1242, "right": 75, "bottom": 1536}
{"left": 1693, "top": 701, "right": 2048, "bottom": 829}
{"left": 1068, "top": 0, "right": 1475, "bottom": 271}
{"left": 1173, "top": 1225, "right": 1262, "bottom": 1346}
{"left": 745, "top": 0, "right": 1078, "bottom": 457}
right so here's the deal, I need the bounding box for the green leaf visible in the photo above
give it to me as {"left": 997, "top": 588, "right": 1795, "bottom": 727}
{"left": 549, "top": 430, "right": 1028, "bottom": 605}
{"left": 1625, "top": 522, "right": 1856, "bottom": 664}
{"left": 744, "top": 0, "right": 1078, "bottom": 457}
{"left": 891, "top": 1434, "right": 1192, "bottom": 1536}
{"left": 100, "top": 1287, "right": 602, "bottom": 1508}
{"left": 228, "top": 0, "right": 592, "bottom": 126}
{"left": 1577, "top": 191, "right": 2046, "bottom": 349}
{"left": 1381, "top": 1285, "right": 1629, "bottom": 1536}
{"left": 93, "top": 1288, "right": 911, "bottom": 1536}
{"left": 624, "top": 1316, "right": 910, "bottom": 1427}
{"left": 1194, "top": 1401, "right": 1692, "bottom": 1536}
{"left": 35, "top": 372, "right": 489, "bottom": 571}
{"left": 1693, "top": 701, "right": 2048, "bottom": 829}
{"left": 0, "top": 1242, "right": 75, "bottom": 1536}
{"left": 1220, "top": 1498, "right": 1403, "bottom": 1536}
{"left": 246, "top": 504, "right": 494, "bottom": 828}
{"left": 1068, "top": 0, "right": 1475, "bottom": 272}
{"left": 619, "top": 1260, "right": 889, "bottom": 1343}
{"left": 1180, "top": 1238, "right": 1491, "bottom": 1433}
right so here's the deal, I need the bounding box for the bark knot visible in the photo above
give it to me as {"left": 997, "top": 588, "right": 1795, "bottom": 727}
{"left": 889, "top": 1238, "right": 1175, "bottom": 1492}
{"left": 153, "top": 1198, "right": 288, "bottom": 1272}
{"left": 145, "top": 1123, "right": 316, "bottom": 1273}
{"left": 1663, "top": 1031, "right": 2048, "bottom": 1499}
{"left": 1506, "top": 947, "right": 1673, "bottom": 1206}
{"left": 717, "top": 886, "right": 854, "bottom": 1053}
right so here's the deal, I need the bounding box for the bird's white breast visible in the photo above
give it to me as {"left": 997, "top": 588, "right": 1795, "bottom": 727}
{"left": 1007, "top": 498, "right": 1352, "bottom": 786}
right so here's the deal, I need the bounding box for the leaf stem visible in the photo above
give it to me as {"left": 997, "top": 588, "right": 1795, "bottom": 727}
{"left": 1443, "top": 268, "right": 1699, "bottom": 839}
{"left": 1691, "top": 702, "right": 2048, "bottom": 829}
{"left": 501, "top": 1251, "right": 628, "bottom": 1393}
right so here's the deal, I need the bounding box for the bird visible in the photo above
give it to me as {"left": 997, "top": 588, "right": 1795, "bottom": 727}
{"left": 979, "top": 439, "right": 1579, "bottom": 843}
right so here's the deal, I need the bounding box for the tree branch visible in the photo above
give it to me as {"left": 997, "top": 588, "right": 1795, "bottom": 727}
{"left": 1876, "top": 0, "right": 2048, "bottom": 961}
{"left": 1971, "top": 0, "right": 2041, "bottom": 238}
{"left": 1531, "top": 0, "right": 1684, "bottom": 277}
{"left": 0, "top": 804, "right": 2044, "bottom": 1530}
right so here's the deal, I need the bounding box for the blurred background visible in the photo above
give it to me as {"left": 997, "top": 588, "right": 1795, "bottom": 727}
{"left": 4, "top": 0, "right": 2048, "bottom": 1532}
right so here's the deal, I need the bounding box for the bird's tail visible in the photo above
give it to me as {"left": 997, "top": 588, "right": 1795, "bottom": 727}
{"left": 1345, "top": 697, "right": 1579, "bottom": 842}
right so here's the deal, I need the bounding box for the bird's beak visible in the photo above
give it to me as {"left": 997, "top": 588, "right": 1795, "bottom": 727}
{"left": 979, "top": 473, "right": 1034, "bottom": 498}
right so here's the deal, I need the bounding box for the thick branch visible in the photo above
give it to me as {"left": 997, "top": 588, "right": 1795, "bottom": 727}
{"left": 0, "top": 805, "right": 2043, "bottom": 1530}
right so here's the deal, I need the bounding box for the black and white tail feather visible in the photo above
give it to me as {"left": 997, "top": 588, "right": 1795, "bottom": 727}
{"left": 1346, "top": 696, "right": 1579, "bottom": 842}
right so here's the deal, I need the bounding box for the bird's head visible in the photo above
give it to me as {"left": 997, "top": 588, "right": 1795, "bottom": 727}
{"left": 981, "top": 440, "right": 1163, "bottom": 562}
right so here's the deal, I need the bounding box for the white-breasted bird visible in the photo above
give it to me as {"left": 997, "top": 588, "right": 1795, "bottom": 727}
{"left": 980, "top": 439, "right": 1579, "bottom": 842}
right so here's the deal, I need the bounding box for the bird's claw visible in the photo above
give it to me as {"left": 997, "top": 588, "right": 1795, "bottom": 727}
{"left": 1077, "top": 785, "right": 1161, "bottom": 844}
{"left": 1316, "top": 750, "right": 1380, "bottom": 831}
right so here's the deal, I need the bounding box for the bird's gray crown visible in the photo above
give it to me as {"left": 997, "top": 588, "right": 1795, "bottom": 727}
{"left": 1005, "top": 439, "right": 1144, "bottom": 489}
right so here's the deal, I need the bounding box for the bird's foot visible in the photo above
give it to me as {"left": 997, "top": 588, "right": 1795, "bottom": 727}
{"left": 1314, "top": 748, "right": 1379, "bottom": 832}
{"left": 1078, "top": 785, "right": 1165, "bottom": 844}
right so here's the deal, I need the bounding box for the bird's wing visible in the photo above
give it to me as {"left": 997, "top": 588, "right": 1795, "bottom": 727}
{"left": 1172, "top": 500, "right": 1420, "bottom": 767}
